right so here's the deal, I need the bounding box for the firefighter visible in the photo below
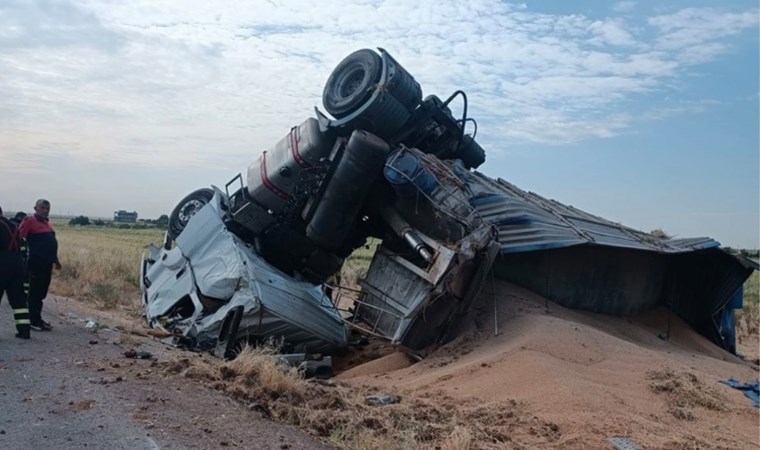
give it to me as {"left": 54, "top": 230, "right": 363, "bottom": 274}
{"left": 11, "top": 212, "right": 28, "bottom": 264}
{"left": 11, "top": 211, "right": 26, "bottom": 226}
{"left": 0, "top": 206, "right": 31, "bottom": 339}
{"left": 19, "top": 199, "right": 60, "bottom": 331}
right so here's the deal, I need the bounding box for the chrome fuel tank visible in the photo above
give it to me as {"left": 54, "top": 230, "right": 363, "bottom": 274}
{"left": 246, "top": 118, "right": 332, "bottom": 216}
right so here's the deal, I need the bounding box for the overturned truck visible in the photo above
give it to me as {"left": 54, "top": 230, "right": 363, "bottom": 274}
{"left": 142, "top": 48, "right": 756, "bottom": 360}
{"left": 141, "top": 48, "right": 498, "bottom": 357}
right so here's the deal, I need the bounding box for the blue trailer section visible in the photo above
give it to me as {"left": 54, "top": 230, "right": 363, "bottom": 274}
{"left": 464, "top": 172, "right": 758, "bottom": 353}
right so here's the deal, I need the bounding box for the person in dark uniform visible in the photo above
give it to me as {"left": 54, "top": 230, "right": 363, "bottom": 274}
{"left": 11, "top": 211, "right": 26, "bottom": 226}
{"left": 11, "top": 211, "right": 27, "bottom": 226}
{"left": 19, "top": 199, "right": 60, "bottom": 331}
{"left": 0, "top": 206, "right": 31, "bottom": 339}
{"left": 10, "top": 211, "right": 28, "bottom": 265}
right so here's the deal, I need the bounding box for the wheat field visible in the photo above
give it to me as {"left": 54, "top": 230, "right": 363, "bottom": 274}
{"left": 50, "top": 220, "right": 163, "bottom": 310}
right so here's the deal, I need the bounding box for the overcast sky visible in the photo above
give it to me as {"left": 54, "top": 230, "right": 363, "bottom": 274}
{"left": 1, "top": 0, "right": 758, "bottom": 248}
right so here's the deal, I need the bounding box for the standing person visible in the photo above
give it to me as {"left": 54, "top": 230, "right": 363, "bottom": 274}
{"left": 0, "top": 206, "right": 31, "bottom": 339}
{"left": 10, "top": 211, "right": 28, "bottom": 263}
{"left": 19, "top": 199, "right": 60, "bottom": 331}
{"left": 11, "top": 211, "right": 27, "bottom": 226}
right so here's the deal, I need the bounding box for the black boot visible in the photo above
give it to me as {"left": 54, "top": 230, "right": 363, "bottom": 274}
{"left": 15, "top": 326, "right": 30, "bottom": 339}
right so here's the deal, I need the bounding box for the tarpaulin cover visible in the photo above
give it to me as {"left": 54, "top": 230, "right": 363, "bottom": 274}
{"left": 720, "top": 378, "right": 760, "bottom": 408}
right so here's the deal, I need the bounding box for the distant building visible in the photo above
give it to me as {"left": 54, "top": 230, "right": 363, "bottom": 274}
{"left": 114, "top": 210, "right": 138, "bottom": 223}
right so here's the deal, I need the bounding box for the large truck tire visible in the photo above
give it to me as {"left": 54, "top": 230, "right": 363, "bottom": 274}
{"left": 323, "top": 49, "right": 382, "bottom": 118}
{"left": 168, "top": 188, "right": 214, "bottom": 240}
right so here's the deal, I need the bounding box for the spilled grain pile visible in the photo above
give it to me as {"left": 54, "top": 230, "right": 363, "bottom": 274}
{"left": 335, "top": 281, "right": 760, "bottom": 449}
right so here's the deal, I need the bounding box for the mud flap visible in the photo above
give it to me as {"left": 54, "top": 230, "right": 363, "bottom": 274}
{"left": 214, "top": 305, "right": 244, "bottom": 360}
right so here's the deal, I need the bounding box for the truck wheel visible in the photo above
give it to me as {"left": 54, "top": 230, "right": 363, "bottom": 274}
{"left": 168, "top": 188, "right": 214, "bottom": 240}
{"left": 323, "top": 49, "right": 382, "bottom": 118}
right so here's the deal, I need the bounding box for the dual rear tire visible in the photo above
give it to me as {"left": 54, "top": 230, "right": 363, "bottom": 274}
{"left": 322, "top": 49, "right": 422, "bottom": 138}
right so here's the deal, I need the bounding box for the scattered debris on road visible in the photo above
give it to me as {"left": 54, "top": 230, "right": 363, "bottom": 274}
{"left": 124, "top": 349, "right": 153, "bottom": 360}
{"left": 365, "top": 394, "right": 400, "bottom": 406}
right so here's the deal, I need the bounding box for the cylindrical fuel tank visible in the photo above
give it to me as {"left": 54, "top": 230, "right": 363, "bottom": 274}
{"left": 306, "top": 130, "right": 390, "bottom": 250}
{"left": 246, "top": 118, "right": 332, "bottom": 215}
{"left": 383, "top": 51, "right": 422, "bottom": 111}
{"left": 457, "top": 135, "right": 486, "bottom": 169}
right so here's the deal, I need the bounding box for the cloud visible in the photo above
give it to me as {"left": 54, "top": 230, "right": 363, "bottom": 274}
{"left": 613, "top": 1, "right": 636, "bottom": 14}
{"left": 0, "top": 0, "right": 123, "bottom": 51}
{"left": 587, "top": 18, "right": 637, "bottom": 47}
{"left": 0, "top": 0, "right": 757, "bottom": 174}
{"left": 500, "top": 112, "right": 632, "bottom": 144}
{"left": 649, "top": 7, "right": 759, "bottom": 53}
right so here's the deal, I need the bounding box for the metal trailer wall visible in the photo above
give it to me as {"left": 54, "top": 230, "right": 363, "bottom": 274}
{"left": 465, "top": 172, "right": 757, "bottom": 352}
{"left": 492, "top": 245, "right": 667, "bottom": 316}
{"left": 664, "top": 249, "right": 756, "bottom": 349}
{"left": 492, "top": 245, "right": 755, "bottom": 351}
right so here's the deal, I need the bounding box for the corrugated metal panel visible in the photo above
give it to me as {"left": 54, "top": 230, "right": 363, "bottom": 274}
{"left": 467, "top": 172, "right": 721, "bottom": 255}
{"left": 664, "top": 237, "right": 721, "bottom": 251}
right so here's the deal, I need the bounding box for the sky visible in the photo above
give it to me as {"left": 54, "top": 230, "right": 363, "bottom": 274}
{"left": 0, "top": 0, "right": 758, "bottom": 248}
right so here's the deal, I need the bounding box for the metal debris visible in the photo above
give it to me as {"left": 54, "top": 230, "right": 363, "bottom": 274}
{"left": 608, "top": 437, "right": 639, "bottom": 450}
{"left": 366, "top": 394, "right": 400, "bottom": 406}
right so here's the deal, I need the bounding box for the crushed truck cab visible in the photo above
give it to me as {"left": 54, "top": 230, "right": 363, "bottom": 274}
{"left": 141, "top": 48, "right": 497, "bottom": 357}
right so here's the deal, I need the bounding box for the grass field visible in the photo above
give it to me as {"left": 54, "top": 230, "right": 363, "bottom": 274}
{"left": 736, "top": 260, "right": 759, "bottom": 336}
{"left": 50, "top": 220, "right": 163, "bottom": 310}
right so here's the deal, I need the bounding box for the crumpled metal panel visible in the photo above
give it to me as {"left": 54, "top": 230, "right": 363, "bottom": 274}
{"left": 143, "top": 247, "right": 195, "bottom": 319}
{"left": 466, "top": 172, "right": 721, "bottom": 255}
{"left": 351, "top": 150, "right": 500, "bottom": 351}
{"left": 355, "top": 223, "right": 497, "bottom": 351}
{"left": 176, "top": 203, "right": 248, "bottom": 301}
{"left": 142, "top": 191, "right": 347, "bottom": 352}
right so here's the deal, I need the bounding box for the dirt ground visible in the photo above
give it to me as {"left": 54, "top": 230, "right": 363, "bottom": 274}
{"left": 0, "top": 295, "right": 329, "bottom": 450}
{"left": 2, "top": 280, "right": 757, "bottom": 449}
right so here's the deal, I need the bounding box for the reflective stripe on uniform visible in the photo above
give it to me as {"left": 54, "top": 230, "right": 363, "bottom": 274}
{"left": 13, "top": 308, "right": 30, "bottom": 325}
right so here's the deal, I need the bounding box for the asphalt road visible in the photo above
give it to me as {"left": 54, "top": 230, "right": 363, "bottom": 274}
{"left": 0, "top": 296, "right": 331, "bottom": 450}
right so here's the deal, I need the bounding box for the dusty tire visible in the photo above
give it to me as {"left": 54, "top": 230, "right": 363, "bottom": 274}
{"left": 168, "top": 188, "right": 214, "bottom": 240}
{"left": 323, "top": 49, "right": 382, "bottom": 119}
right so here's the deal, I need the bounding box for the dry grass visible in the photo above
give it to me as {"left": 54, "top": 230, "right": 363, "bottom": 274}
{"left": 161, "top": 345, "right": 555, "bottom": 450}
{"left": 737, "top": 303, "right": 759, "bottom": 337}
{"left": 221, "top": 345, "right": 309, "bottom": 402}
{"left": 339, "top": 238, "right": 379, "bottom": 288}
{"left": 439, "top": 426, "right": 474, "bottom": 450}
{"left": 649, "top": 228, "right": 672, "bottom": 239}
{"left": 736, "top": 262, "right": 759, "bottom": 338}
{"left": 647, "top": 369, "right": 728, "bottom": 419}
{"left": 49, "top": 220, "right": 163, "bottom": 313}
